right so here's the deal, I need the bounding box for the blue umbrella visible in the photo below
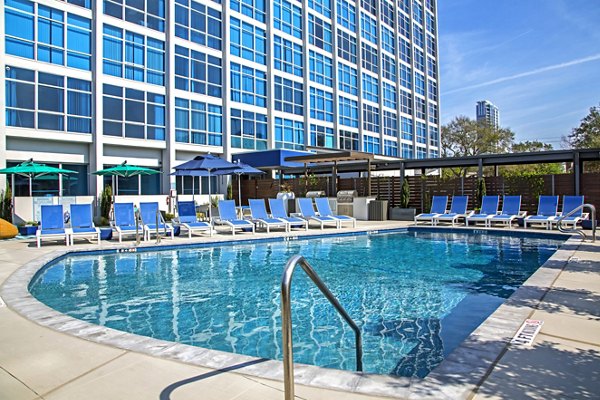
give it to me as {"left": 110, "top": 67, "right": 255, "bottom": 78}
{"left": 215, "top": 161, "right": 265, "bottom": 206}
{"left": 173, "top": 154, "right": 242, "bottom": 221}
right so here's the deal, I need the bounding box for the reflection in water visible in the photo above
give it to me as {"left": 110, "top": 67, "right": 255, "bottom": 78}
{"left": 30, "top": 232, "right": 563, "bottom": 377}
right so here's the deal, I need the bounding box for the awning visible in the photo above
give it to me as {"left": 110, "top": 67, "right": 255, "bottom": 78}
{"left": 233, "top": 149, "right": 314, "bottom": 169}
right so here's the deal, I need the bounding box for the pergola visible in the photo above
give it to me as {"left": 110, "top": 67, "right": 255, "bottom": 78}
{"left": 281, "top": 148, "right": 600, "bottom": 195}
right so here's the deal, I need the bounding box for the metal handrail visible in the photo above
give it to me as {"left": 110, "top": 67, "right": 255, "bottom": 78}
{"left": 281, "top": 255, "right": 363, "bottom": 400}
{"left": 557, "top": 203, "right": 596, "bottom": 242}
{"left": 155, "top": 209, "right": 162, "bottom": 244}
{"left": 135, "top": 208, "right": 141, "bottom": 245}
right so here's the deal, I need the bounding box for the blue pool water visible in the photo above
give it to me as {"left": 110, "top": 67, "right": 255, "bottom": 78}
{"left": 29, "top": 230, "right": 563, "bottom": 377}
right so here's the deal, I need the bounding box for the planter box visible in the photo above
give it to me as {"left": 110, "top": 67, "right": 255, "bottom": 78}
{"left": 582, "top": 219, "right": 597, "bottom": 230}
{"left": 18, "top": 225, "right": 38, "bottom": 236}
{"left": 389, "top": 208, "right": 416, "bottom": 221}
{"left": 99, "top": 227, "right": 113, "bottom": 241}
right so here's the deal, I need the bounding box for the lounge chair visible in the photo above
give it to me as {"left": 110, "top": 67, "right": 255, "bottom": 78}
{"left": 217, "top": 200, "right": 255, "bottom": 235}
{"left": 174, "top": 201, "right": 212, "bottom": 238}
{"left": 314, "top": 197, "right": 356, "bottom": 228}
{"left": 524, "top": 196, "right": 559, "bottom": 230}
{"left": 69, "top": 203, "right": 100, "bottom": 245}
{"left": 465, "top": 196, "right": 500, "bottom": 226}
{"left": 414, "top": 195, "right": 448, "bottom": 225}
{"left": 139, "top": 202, "right": 174, "bottom": 241}
{"left": 248, "top": 199, "right": 289, "bottom": 233}
{"left": 488, "top": 196, "right": 525, "bottom": 228}
{"left": 297, "top": 198, "right": 339, "bottom": 229}
{"left": 552, "top": 195, "right": 586, "bottom": 229}
{"left": 268, "top": 198, "right": 308, "bottom": 231}
{"left": 434, "top": 196, "right": 471, "bottom": 226}
{"left": 112, "top": 203, "right": 140, "bottom": 243}
{"left": 36, "top": 204, "right": 70, "bottom": 248}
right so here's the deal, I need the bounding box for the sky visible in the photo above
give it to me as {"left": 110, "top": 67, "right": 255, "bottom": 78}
{"left": 437, "top": 0, "right": 600, "bottom": 147}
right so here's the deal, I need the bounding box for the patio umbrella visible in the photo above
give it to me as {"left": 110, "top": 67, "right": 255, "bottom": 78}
{"left": 0, "top": 159, "right": 78, "bottom": 197}
{"left": 173, "top": 154, "right": 242, "bottom": 222}
{"left": 215, "top": 161, "right": 265, "bottom": 206}
{"left": 92, "top": 161, "right": 161, "bottom": 195}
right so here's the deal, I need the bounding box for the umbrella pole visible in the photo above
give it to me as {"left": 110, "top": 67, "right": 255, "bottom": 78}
{"left": 207, "top": 171, "right": 212, "bottom": 223}
{"left": 11, "top": 174, "right": 15, "bottom": 223}
{"left": 192, "top": 176, "right": 195, "bottom": 203}
{"left": 29, "top": 176, "right": 32, "bottom": 197}
{"left": 238, "top": 173, "right": 242, "bottom": 207}
{"left": 138, "top": 175, "right": 141, "bottom": 196}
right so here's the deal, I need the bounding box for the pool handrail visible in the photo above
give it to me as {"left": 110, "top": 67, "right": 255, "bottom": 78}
{"left": 281, "top": 255, "right": 363, "bottom": 400}
{"left": 557, "top": 203, "right": 596, "bottom": 242}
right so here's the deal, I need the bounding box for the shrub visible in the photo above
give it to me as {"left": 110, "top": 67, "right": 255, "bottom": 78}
{"left": 100, "top": 185, "right": 112, "bottom": 220}
{"left": 399, "top": 178, "right": 410, "bottom": 208}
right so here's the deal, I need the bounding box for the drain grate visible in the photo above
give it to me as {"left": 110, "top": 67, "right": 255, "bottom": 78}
{"left": 511, "top": 319, "right": 543, "bottom": 345}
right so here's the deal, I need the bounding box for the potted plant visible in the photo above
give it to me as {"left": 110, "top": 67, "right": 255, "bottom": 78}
{"left": 18, "top": 221, "right": 39, "bottom": 236}
{"left": 390, "top": 178, "right": 416, "bottom": 220}
{"left": 96, "top": 185, "right": 113, "bottom": 240}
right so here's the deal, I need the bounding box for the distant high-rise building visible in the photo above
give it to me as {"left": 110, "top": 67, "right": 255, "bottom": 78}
{"left": 476, "top": 101, "right": 500, "bottom": 129}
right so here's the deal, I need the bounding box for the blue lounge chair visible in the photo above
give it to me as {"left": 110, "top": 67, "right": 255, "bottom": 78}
{"left": 524, "top": 196, "right": 559, "bottom": 230}
{"left": 174, "top": 201, "right": 212, "bottom": 238}
{"left": 314, "top": 197, "right": 356, "bottom": 228}
{"left": 434, "top": 196, "right": 471, "bottom": 226}
{"left": 36, "top": 205, "right": 69, "bottom": 248}
{"left": 488, "top": 196, "right": 525, "bottom": 227}
{"left": 139, "top": 202, "right": 174, "bottom": 241}
{"left": 217, "top": 200, "right": 255, "bottom": 235}
{"left": 113, "top": 203, "right": 139, "bottom": 243}
{"left": 70, "top": 203, "right": 100, "bottom": 245}
{"left": 268, "top": 198, "right": 308, "bottom": 231}
{"left": 297, "top": 198, "right": 339, "bottom": 229}
{"left": 465, "top": 196, "right": 500, "bottom": 226}
{"left": 414, "top": 195, "right": 448, "bottom": 225}
{"left": 248, "top": 199, "right": 289, "bottom": 233}
{"left": 552, "top": 195, "right": 586, "bottom": 229}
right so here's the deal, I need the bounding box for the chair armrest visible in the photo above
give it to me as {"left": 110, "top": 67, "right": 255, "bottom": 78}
{"left": 519, "top": 211, "right": 528, "bottom": 217}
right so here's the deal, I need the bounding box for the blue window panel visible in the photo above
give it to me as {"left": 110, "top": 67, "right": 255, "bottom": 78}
{"left": 273, "top": 0, "right": 302, "bottom": 39}
{"left": 309, "top": 51, "right": 333, "bottom": 87}
{"left": 309, "top": 15, "right": 332, "bottom": 52}
{"left": 336, "top": 0, "right": 356, "bottom": 31}
{"left": 39, "top": 87, "right": 64, "bottom": 113}
{"left": 38, "top": 114, "right": 64, "bottom": 131}
{"left": 5, "top": 37, "right": 34, "bottom": 59}
{"left": 5, "top": 8, "right": 35, "bottom": 41}
{"left": 67, "top": 117, "right": 91, "bottom": 133}
{"left": 308, "top": 0, "right": 331, "bottom": 18}
{"left": 6, "top": 110, "right": 34, "bottom": 127}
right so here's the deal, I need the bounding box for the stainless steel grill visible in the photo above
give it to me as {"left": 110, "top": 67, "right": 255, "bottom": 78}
{"left": 305, "top": 191, "right": 326, "bottom": 198}
{"left": 336, "top": 190, "right": 357, "bottom": 204}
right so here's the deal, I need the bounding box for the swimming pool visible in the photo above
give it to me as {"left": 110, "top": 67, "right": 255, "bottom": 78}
{"left": 29, "top": 230, "right": 564, "bottom": 377}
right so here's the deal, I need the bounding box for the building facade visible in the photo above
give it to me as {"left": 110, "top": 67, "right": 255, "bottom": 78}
{"left": 476, "top": 100, "right": 499, "bottom": 129}
{"left": 1, "top": 0, "right": 440, "bottom": 197}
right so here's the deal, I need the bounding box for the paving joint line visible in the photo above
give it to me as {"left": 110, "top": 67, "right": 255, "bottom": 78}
{"left": 0, "top": 365, "right": 43, "bottom": 398}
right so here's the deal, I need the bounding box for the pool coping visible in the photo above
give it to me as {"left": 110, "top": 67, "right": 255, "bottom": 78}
{"left": 0, "top": 227, "right": 578, "bottom": 399}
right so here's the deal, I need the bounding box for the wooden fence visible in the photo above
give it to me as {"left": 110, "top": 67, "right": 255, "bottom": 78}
{"left": 237, "top": 173, "right": 600, "bottom": 214}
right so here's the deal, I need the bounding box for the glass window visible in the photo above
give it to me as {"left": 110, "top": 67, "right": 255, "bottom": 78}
{"left": 230, "top": 17, "right": 266, "bottom": 64}
{"left": 383, "top": 110, "right": 397, "bottom": 138}
{"left": 400, "top": 90, "right": 413, "bottom": 115}
{"left": 363, "top": 104, "right": 380, "bottom": 133}
{"left": 415, "top": 96, "right": 426, "bottom": 120}
{"left": 363, "top": 134, "right": 380, "bottom": 154}
{"left": 338, "top": 63, "right": 358, "bottom": 96}
{"left": 381, "top": 25, "right": 395, "bottom": 55}
{"left": 274, "top": 76, "right": 303, "bottom": 115}
{"left": 400, "top": 64, "right": 412, "bottom": 89}
{"left": 339, "top": 130, "right": 359, "bottom": 151}
{"left": 362, "top": 43, "right": 378, "bottom": 74}
{"left": 414, "top": 48, "right": 425, "bottom": 72}
{"left": 337, "top": 0, "right": 356, "bottom": 31}
{"left": 413, "top": 0, "right": 423, "bottom": 24}
{"left": 380, "top": 0, "right": 395, "bottom": 28}
{"left": 361, "top": 0, "right": 376, "bottom": 15}
{"left": 230, "top": 109, "right": 268, "bottom": 150}
{"left": 309, "top": 51, "right": 333, "bottom": 87}
{"left": 310, "top": 124, "right": 334, "bottom": 148}
{"left": 309, "top": 15, "right": 332, "bottom": 52}
{"left": 337, "top": 30, "right": 357, "bottom": 63}
{"left": 338, "top": 96, "right": 358, "bottom": 128}
{"left": 402, "top": 143, "right": 413, "bottom": 159}
{"left": 382, "top": 53, "right": 397, "bottom": 81}
{"left": 415, "top": 72, "right": 425, "bottom": 96}
{"left": 429, "top": 125, "right": 439, "bottom": 147}
{"left": 428, "top": 80, "right": 438, "bottom": 101}
{"left": 429, "top": 102, "right": 438, "bottom": 124}
{"left": 175, "top": 98, "right": 223, "bottom": 146}
{"left": 174, "top": 0, "right": 222, "bottom": 50}
{"left": 308, "top": 0, "right": 332, "bottom": 18}
{"left": 273, "top": 36, "right": 303, "bottom": 77}
{"left": 416, "top": 121, "right": 427, "bottom": 144}
{"left": 382, "top": 82, "right": 397, "bottom": 109}
{"left": 230, "top": 0, "right": 266, "bottom": 22}
{"left": 102, "top": 84, "right": 165, "bottom": 140}
{"left": 230, "top": 63, "right": 267, "bottom": 107}
{"left": 384, "top": 139, "right": 398, "bottom": 157}
{"left": 273, "top": 0, "right": 302, "bottom": 39}
{"left": 362, "top": 73, "right": 379, "bottom": 103}
{"left": 103, "top": 0, "right": 165, "bottom": 32}
{"left": 360, "top": 12, "right": 378, "bottom": 45}
{"left": 401, "top": 116, "right": 413, "bottom": 141}
{"left": 400, "top": 38, "right": 412, "bottom": 64}
{"left": 275, "top": 117, "right": 304, "bottom": 150}
{"left": 309, "top": 88, "right": 334, "bottom": 122}
{"left": 174, "top": 46, "right": 222, "bottom": 97}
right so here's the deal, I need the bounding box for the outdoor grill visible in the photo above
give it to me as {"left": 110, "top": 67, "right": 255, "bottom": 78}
{"left": 336, "top": 190, "right": 357, "bottom": 216}
{"left": 305, "top": 191, "right": 326, "bottom": 198}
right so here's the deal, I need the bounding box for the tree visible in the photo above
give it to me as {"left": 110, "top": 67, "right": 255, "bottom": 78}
{"left": 501, "top": 140, "right": 564, "bottom": 176}
{"left": 441, "top": 116, "right": 515, "bottom": 177}
{"left": 563, "top": 104, "right": 600, "bottom": 172}
{"left": 564, "top": 104, "right": 600, "bottom": 149}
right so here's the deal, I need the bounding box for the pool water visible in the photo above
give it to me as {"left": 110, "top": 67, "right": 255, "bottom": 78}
{"left": 29, "top": 231, "right": 563, "bottom": 377}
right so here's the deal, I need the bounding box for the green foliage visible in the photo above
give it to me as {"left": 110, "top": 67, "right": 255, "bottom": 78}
{"left": 399, "top": 178, "right": 410, "bottom": 208}
{"left": 0, "top": 185, "right": 12, "bottom": 222}
{"left": 210, "top": 196, "right": 219, "bottom": 208}
{"left": 441, "top": 116, "right": 515, "bottom": 177}
{"left": 226, "top": 183, "right": 233, "bottom": 200}
{"left": 502, "top": 140, "right": 563, "bottom": 176}
{"left": 475, "top": 178, "right": 486, "bottom": 209}
{"left": 503, "top": 174, "right": 545, "bottom": 197}
{"left": 299, "top": 173, "right": 319, "bottom": 195}
{"left": 100, "top": 185, "right": 112, "bottom": 220}
{"left": 164, "top": 213, "right": 174, "bottom": 222}
{"left": 564, "top": 104, "right": 600, "bottom": 172}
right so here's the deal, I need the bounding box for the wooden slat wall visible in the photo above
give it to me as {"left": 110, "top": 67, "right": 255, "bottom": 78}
{"left": 238, "top": 173, "right": 599, "bottom": 216}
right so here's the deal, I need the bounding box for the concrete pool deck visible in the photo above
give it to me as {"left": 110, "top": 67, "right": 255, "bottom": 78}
{"left": 0, "top": 221, "right": 598, "bottom": 399}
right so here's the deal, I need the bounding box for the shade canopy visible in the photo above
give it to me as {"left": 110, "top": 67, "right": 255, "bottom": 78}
{"left": 0, "top": 159, "right": 78, "bottom": 178}
{"left": 92, "top": 161, "right": 161, "bottom": 178}
{"left": 222, "top": 161, "right": 265, "bottom": 176}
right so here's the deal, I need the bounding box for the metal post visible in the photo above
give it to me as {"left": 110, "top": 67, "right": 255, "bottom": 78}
{"left": 367, "top": 159, "right": 372, "bottom": 196}
{"left": 574, "top": 151, "right": 581, "bottom": 195}
{"left": 155, "top": 209, "right": 161, "bottom": 244}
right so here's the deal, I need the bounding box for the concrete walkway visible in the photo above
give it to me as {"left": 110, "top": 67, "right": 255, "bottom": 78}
{"left": 0, "top": 222, "right": 598, "bottom": 399}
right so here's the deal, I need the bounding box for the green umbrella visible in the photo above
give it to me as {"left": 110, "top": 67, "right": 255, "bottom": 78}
{"left": 92, "top": 161, "right": 161, "bottom": 195}
{"left": 0, "top": 159, "right": 78, "bottom": 197}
